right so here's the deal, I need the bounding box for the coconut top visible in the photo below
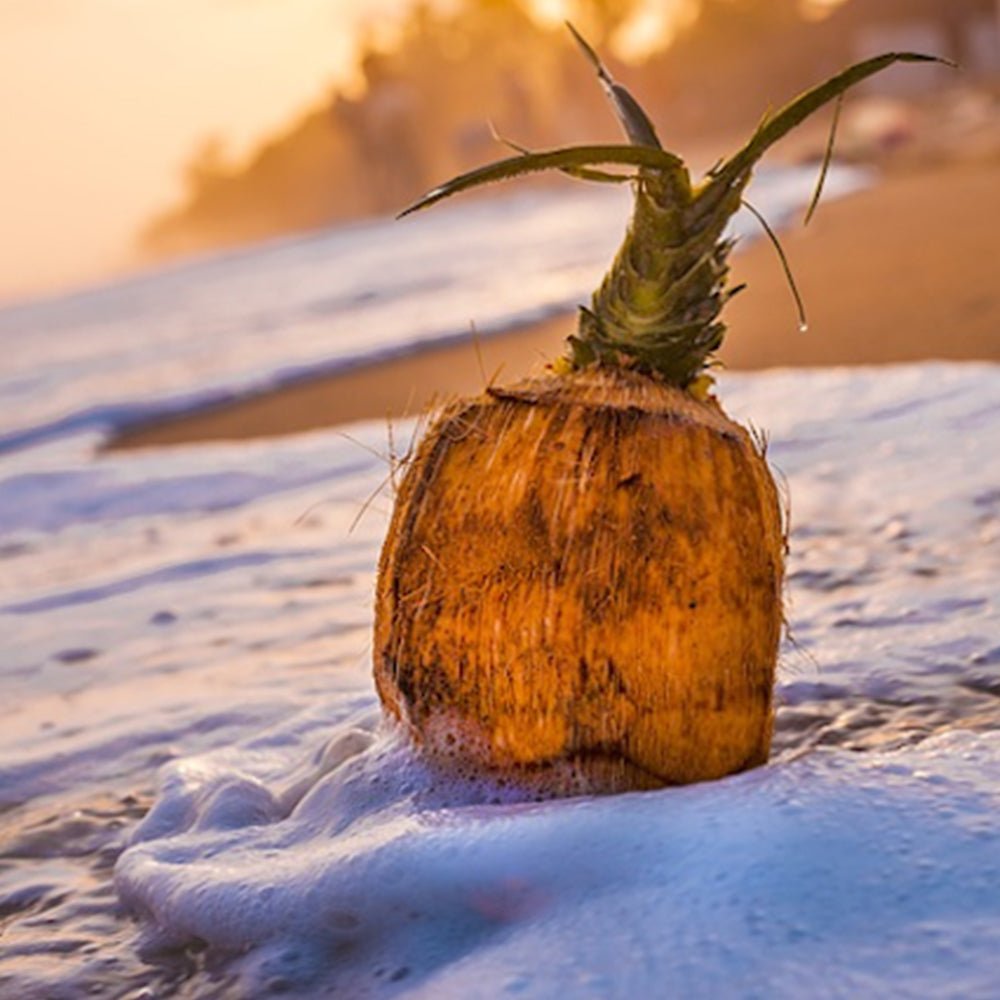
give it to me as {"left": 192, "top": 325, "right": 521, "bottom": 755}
{"left": 481, "top": 366, "right": 737, "bottom": 436}
{"left": 400, "top": 31, "right": 946, "bottom": 388}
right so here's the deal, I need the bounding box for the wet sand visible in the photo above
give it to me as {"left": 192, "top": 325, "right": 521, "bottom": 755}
{"left": 112, "top": 157, "right": 1000, "bottom": 450}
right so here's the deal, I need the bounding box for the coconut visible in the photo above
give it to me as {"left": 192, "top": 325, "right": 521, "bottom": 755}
{"left": 375, "top": 367, "right": 783, "bottom": 792}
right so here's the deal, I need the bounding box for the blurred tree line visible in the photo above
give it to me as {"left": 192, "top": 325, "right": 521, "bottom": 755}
{"left": 140, "top": 0, "right": 988, "bottom": 258}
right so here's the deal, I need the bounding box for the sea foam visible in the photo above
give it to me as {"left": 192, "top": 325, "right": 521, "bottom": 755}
{"left": 116, "top": 713, "right": 1000, "bottom": 997}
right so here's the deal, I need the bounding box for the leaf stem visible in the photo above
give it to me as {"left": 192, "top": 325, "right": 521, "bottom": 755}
{"left": 741, "top": 199, "right": 808, "bottom": 332}
{"left": 804, "top": 94, "right": 844, "bottom": 226}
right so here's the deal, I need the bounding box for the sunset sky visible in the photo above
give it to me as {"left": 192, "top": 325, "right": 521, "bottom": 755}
{"left": 0, "top": 0, "right": 846, "bottom": 302}
{"left": 0, "top": 0, "right": 410, "bottom": 301}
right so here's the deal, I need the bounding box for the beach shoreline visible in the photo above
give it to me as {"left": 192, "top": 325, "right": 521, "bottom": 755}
{"left": 110, "top": 156, "right": 1000, "bottom": 450}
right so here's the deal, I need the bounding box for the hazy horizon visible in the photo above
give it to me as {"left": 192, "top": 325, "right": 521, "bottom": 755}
{"left": 0, "top": 0, "right": 411, "bottom": 302}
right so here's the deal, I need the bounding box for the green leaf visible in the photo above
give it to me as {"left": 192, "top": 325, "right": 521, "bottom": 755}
{"left": 398, "top": 145, "right": 686, "bottom": 218}
{"left": 715, "top": 52, "right": 954, "bottom": 185}
{"left": 488, "top": 123, "right": 637, "bottom": 185}
{"left": 565, "top": 21, "right": 662, "bottom": 150}
{"left": 741, "top": 199, "right": 807, "bottom": 332}
{"left": 803, "top": 94, "right": 843, "bottom": 226}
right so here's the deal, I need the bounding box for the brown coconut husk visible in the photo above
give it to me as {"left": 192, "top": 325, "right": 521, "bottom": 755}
{"left": 374, "top": 367, "right": 785, "bottom": 794}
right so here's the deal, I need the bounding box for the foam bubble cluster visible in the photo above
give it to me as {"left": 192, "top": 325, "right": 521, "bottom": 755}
{"left": 115, "top": 706, "right": 1000, "bottom": 997}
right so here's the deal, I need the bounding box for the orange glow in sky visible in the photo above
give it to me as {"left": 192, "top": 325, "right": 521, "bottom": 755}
{"left": 531, "top": 0, "right": 697, "bottom": 60}
{"left": 0, "top": 0, "right": 696, "bottom": 302}
{"left": 0, "top": 0, "right": 406, "bottom": 301}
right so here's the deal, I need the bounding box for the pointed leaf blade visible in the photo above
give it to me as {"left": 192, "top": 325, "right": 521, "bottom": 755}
{"left": 716, "top": 52, "right": 954, "bottom": 184}
{"left": 398, "top": 145, "right": 686, "bottom": 218}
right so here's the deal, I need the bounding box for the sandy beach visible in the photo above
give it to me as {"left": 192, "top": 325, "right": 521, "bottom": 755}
{"left": 111, "top": 154, "right": 999, "bottom": 450}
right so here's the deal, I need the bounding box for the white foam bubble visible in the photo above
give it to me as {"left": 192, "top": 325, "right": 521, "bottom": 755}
{"left": 115, "top": 722, "right": 1000, "bottom": 996}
